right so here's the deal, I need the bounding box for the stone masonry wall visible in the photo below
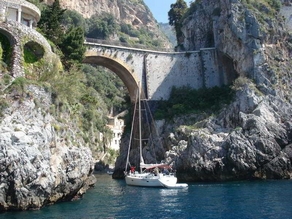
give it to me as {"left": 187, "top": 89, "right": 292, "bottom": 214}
{"left": 0, "top": 20, "right": 55, "bottom": 77}
{"left": 85, "top": 43, "right": 227, "bottom": 101}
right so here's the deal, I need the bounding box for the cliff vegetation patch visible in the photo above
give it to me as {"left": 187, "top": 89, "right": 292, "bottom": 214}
{"left": 24, "top": 41, "right": 45, "bottom": 63}
{"left": 155, "top": 85, "right": 235, "bottom": 120}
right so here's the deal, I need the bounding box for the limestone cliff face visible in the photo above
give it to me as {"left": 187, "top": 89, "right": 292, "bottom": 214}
{"left": 0, "top": 85, "right": 95, "bottom": 211}
{"left": 43, "top": 0, "right": 171, "bottom": 48}
{"left": 162, "top": 0, "right": 292, "bottom": 181}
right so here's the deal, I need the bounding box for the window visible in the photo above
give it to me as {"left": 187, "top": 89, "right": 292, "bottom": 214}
{"left": 21, "top": 18, "right": 30, "bottom": 27}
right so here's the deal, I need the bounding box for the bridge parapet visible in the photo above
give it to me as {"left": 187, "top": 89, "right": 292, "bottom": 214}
{"left": 85, "top": 38, "right": 174, "bottom": 52}
{"left": 84, "top": 42, "right": 226, "bottom": 102}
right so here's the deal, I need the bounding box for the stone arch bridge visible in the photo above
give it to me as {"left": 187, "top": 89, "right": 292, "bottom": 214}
{"left": 84, "top": 40, "right": 232, "bottom": 102}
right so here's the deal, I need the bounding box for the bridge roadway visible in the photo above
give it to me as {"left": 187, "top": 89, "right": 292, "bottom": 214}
{"left": 84, "top": 39, "right": 223, "bottom": 102}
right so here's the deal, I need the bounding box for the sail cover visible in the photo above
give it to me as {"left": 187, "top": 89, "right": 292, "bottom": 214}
{"left": 140, "top": 163, "right": 170, "bottom": 170}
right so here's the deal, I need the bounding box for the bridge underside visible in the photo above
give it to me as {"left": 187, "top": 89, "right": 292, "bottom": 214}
{"left": 83, "top": 55, "right": 139, "bottom": 102}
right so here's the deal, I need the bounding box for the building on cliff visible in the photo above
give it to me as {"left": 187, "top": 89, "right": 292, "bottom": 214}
{"left": 0, "top": 0, "right": 40, "bottom": 28}
{"left": 106, "top": 110, "right": 127, "bottom": 151}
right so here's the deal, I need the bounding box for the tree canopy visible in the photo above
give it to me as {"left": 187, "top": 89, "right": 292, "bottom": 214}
{"left": 59, "top": 27, "right": 85, "bottom": 68}
{"left": 38, "top": 0, "right": 66, "bottom": 45}
{"left": 168, "top": 0, "right": 188, "bottom": 45}
{"left": 86, "top": 13, "right": 119, "bottom": 39}
{"left": 38, "top": 0, "right": 85, "bottom": 69}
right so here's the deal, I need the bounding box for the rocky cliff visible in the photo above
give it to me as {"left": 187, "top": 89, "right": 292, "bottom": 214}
{"left": 0, "top": 84, "right": 96, "bottom": 211}
{"left": 167, "top": 0, "right": 292, "bottom": 181}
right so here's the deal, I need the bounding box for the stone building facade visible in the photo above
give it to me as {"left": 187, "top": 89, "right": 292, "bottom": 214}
{"left": 0, "top": 0, "right": 40, "bottom": 28}
{"left": 106, "top": 110, "right": 126, "bottom": 151}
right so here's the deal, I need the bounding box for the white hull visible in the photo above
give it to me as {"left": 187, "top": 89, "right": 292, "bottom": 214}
{"left": 125, "top": 173, "right": 177, "bottom": 187}
{"left": 161, "top": 182, "right": 188, "bottom": 189}
{"left": 158, "top": 178, "right": 188, "bottom": 189}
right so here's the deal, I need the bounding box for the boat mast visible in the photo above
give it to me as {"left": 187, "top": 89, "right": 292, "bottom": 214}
{"left": 125, "top": 89, "right": 138, "bottom": 173}
{"left": 138, "top": 82, "right": 143, "bottom": 173}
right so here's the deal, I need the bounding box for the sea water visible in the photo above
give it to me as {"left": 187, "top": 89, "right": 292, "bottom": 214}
{"left": 2, "top": 174, "right": 292, "bottom": 219}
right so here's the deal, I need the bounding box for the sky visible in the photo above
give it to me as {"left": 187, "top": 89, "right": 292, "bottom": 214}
{"left": 143, "top": 0, "right": 177, "bottom": 23}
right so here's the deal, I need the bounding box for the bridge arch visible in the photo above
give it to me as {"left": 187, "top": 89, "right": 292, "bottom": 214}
{"left": 83, "top": 54, "right": 139, "bottom": 102}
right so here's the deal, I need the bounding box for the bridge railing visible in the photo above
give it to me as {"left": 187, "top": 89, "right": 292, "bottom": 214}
{"left": 85, "top": 38, "right": 175, "bottom": 52}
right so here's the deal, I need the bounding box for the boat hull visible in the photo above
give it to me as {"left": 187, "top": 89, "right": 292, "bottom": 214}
{"left": 125, "top": 173, "right": 177, "bottom": 187}
{"left": 161, "top": 182, "right": 188, "bottom": 189}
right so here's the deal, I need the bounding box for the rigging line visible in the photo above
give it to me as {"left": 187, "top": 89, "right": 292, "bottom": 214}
{"left": 125, "top": 87, "right": 139, "bottom": 172}
{"left": 144, "top": 97, "right": 165, "bottom": 159}
{"left": 139, "top": 87, "right": 159, "bottom": 164}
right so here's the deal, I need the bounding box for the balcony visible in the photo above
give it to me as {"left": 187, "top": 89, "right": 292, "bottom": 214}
{"left": 0, "top": 0, "right": 41, "bottom": 28}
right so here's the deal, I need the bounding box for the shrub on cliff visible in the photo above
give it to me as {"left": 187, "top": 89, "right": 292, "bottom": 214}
{"left": 155, "top": 85, "right": 234, "bottom": 119}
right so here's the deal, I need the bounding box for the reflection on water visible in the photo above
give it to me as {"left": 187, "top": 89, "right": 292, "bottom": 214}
{"left": 158, "top": 188, "right": 189, "bottom": 216}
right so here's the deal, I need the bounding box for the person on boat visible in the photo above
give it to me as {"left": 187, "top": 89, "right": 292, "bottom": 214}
{"left": 154, "top": 167, "right": 159, "bottom": 176}
{"left": 163, "top": 167, "right": 169, "bottom": 175}
{"left": 130, "top": 166, "right": 136, "bottom": 174}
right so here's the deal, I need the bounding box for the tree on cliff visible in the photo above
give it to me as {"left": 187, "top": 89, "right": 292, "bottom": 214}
{"left": 38, "top": 0, "right": 66, "bottom": 45}
{"left": 168, "top": 0, "right": 188, "bottom": 46}
{"left": 86, "top": 13, "right": 118, "bottom": 39}
{"left": 38, "top": 0, "right": 85, "bottom": 69}
{"left": 59, "top": 27, "right": 85, "bottom": 68}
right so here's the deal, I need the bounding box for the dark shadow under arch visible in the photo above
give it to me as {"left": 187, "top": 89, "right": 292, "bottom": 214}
{"left": 83, "top": 55, "right": 139, "bottom": 102}
{"left": 0, "top": 29, "right": 17, "bottom": 70}
{"left": 0, "top": 28, "right": 17, "bottom": 45}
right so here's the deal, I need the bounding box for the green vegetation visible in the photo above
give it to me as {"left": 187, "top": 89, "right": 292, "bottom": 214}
{"left": 7, "top": 77, "right": 27, "bottom": 98}
{"left": 240, "top": 0, "right": 283, "bottom": 44}
{"left": 168, "top": 0, "right": 188, "bottom": 45}
{"left": 0, "top": 42, "right": 6, "bottom": 72}
{"left": 155, "top": 85, "right": 234, "bottom": 120}
{"left": 86, "top": 13, "right": 118, "bottom": 39}
{"left": 242, "top": 0, "right": 281, "bottom": 25}
{"left": 38, "top": 0, "right": 66, "bottom": 46}
{"left": 59, "top": 27, "right": 85, "bottom": 67}
{"left": 24, "top": 47, "right": 39, "bottom": 63}
{"left": 36, "top": 62, "right": 129, "bottom": 157}
{"left": 62, "top": 9, "right": 86, "bottom": 29}
{"left": 23, "top": 41, "right": 45, "bottom": 63}
{"left": 105, "top": 148, "right": 120, "bottom": 165}
{"left": 0, "top": 98, "right": 8, "bottom": 117}
{"left": 242, "top": 0, "right": 281, "bottom": 13}
{"left": 118, "top": 22, "right": 162, "bottom": 48}
{"left": 38, "top": 0, "right": 85, "bottom": 69}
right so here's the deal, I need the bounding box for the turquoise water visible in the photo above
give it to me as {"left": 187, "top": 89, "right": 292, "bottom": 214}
{"left": 2, "top": 174, "right": 292, "bottom": 219}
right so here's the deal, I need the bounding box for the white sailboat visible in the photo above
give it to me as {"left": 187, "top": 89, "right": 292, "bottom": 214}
{"left": 124, "top": 83, "right": 178, "bottom": 187}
